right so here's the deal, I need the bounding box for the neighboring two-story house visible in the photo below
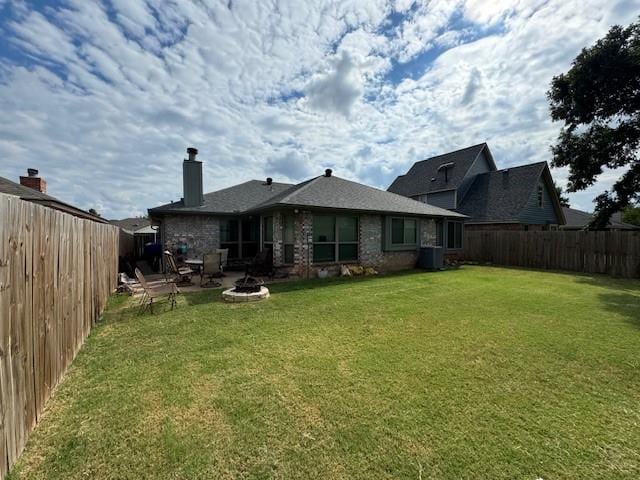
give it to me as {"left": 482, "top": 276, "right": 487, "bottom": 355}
{"left": 387, "top": 143, "right": 566, "bottom": 250}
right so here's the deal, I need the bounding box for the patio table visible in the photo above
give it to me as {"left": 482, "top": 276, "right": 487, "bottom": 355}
{"left": 184, "top": 258, "right": 203, "bottom": 272}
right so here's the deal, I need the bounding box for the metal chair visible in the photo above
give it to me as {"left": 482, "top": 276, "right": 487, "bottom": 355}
{"left": 216, "top": 248, "right": 229, "bottom": 275}
{"left": 135, "top": 268, "right": 178, "bottom": 314}
{"left": 201, "top": 252, "right": 222, "bottom": 288}
{"left": 164, "top": 250, "right": 194, "bottom": 285}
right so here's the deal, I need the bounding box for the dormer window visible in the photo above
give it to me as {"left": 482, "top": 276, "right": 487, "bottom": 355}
{"left": 437, "top": 162, "right": 455, "bottom": 182}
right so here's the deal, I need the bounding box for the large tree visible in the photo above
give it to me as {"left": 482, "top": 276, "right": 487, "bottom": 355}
{"left": 548, "top": 19, "right": 640, "bottom": 229}
{"left": 554, "top": 182, "right": 571, "bottom": 207}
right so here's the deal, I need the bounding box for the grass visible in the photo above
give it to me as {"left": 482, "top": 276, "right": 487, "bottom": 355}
{"left": 9, "top": 266, "right": 640, "bottom": 479}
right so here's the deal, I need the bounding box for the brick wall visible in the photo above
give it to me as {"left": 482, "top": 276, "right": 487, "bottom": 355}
{"left": 161, "top": 214, "right": 220, "bottom": 258}
{"left": 159, "top": 211, "right": 439, "bottom": 276}
{"left": 358, "top": 215, "right": 437, "bottom": 270}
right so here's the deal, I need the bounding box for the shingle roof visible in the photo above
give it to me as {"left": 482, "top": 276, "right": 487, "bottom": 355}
{"left": 0, "top": 175, "right": 107, "bottom": 223}
{"left": 249, "top": 175, "right": 466, "bottom": 218}
{"left": 148, "top": 180, "right": 294, "bottom": 215}
{"left": 109, "top": 217, "right": 151, "bottom": 232}
{"left": 456, "top": 162, "right": 547, "bottom": 223}
{"left": 561, "top": 207, "right": 640, "bottom": 230}
{"left": 387, "top": 143, "right": 490, "bottom": 197}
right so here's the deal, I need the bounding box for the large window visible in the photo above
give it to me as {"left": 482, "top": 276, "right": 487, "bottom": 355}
{"left": 241, "top": 219, "right": 259, "bottom": 259}
{"left": 391, "top": 218, "right": 417, "bottom": 245}
{"left": 446, "top": 221, "right": 463, "bottom": 249}
{"left": 262, "top": 216, "right": 274, "bottom": 262}
{"left": 283, "top": 215, "right": 295, "bottom": 264}
{"left": 312, "top": 215, "right": 358, "bottom": 263}
{"left": 436, "top": 220, "right": 444, "bottom": 247}
{"left": 220, "top": 219, "right": 239, "bottom": 259}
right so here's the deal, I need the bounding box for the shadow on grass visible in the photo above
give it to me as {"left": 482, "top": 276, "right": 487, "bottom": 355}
{"left": 573, "top": 275, "right": 640, "bottom": 329}
{"left": 596, "top": 292, "right": 640, "bottom": 328}
{"left": 101, "top": 291, "right": 221, "bottom": 324}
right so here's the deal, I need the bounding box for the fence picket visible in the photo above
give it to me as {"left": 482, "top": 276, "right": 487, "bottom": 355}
{"left": 0, "top": 193, "right": 118, "bottom": 479}
{"left": 463, "top": 230, "right": 640, "bottom": 278}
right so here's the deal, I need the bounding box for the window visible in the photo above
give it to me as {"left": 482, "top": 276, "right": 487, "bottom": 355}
{"left": 537, "top": 185, "right": 544, "bottom": 208}
{"left": 263, "top": 216, "right": 273, "bottom": 243}
{"left": 220, "top": 219, "right": 239, "bottom": 259}
{"left": 390, "top": 218, "right": 417, "bottom": 245}
{"left": 436, "top": 220, "right": 444, "bottom": 247}
{"left": 312, "top": 215, "right": 358, "bottom": 263}
{"left": 283, "top": 215, "right": 295, "bottom": 264}
{"left": 241, "top": 218, "right": 259, "bottom": 259}
{"left": 446, "top": 221, "right": 463, "bottom": 249}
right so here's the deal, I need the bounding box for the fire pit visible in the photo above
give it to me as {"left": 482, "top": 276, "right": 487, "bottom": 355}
{"left": 222, "top": 274, "right": 270, "bottom": 302}
{"left": 233, "top": 275, "right": 264, "bottom": 293}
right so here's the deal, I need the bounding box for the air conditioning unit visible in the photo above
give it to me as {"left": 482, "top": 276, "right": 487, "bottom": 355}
{"left": 417, "top": 246, "right": 444, "bottom": 270}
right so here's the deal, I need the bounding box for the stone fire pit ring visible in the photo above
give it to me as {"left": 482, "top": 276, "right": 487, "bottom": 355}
{"left": 222, "top": 286, "right": 270, "bottom": 302}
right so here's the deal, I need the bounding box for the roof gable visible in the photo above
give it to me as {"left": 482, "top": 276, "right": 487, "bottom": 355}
{"left": 457, "top": 162, "right": 564, "bottom": 224}
{"left": 387, "top": 143, "right": 493, "bottom": 197}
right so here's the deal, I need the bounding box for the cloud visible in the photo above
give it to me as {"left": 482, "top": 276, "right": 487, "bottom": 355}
{"left": 460, "top": 67, "right": 482, "bottom": 105}
{"left": 266, "top": 150, "right": 314, "bottom": 182}
{"left": 305, "top": 51, "right": 363, "bottom": 118}
{"left": 0, "top": 0, "right": 638, "bottom": 217}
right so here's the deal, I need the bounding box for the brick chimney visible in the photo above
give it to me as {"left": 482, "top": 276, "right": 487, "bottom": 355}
{"left": 20, "top": 168, "right": 47, "bottom": 193}
{"left": 182, "top": 147, "right": 204, "bottom": 208}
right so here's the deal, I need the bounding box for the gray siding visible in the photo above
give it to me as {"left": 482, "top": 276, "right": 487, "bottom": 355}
{"left": 518, "top": 181, "right": 560, "bottom": 225}
{"left": 458, "top": 150, "right": 493, "bottom": 201}
{"left": 417, "top": 190, "right": 456, "bottom": 209}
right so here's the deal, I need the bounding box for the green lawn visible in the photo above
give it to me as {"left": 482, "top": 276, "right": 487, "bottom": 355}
{"left": 9, "top": 266, "right": 640, "bottom": 479}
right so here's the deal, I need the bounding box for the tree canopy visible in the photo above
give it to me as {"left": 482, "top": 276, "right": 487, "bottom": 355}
{"left": 554, "top": 182, "right": 571, "bottom": 207}
{"left": 548, "top": 18, "right": 640, "bottom": 229}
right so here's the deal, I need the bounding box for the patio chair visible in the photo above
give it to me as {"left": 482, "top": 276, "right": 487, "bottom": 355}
{"left": 135, "top": 268, "right": 178, "bottom": 314}
{"left": 164, "top": 250, "right": 194, "bottom": 285}
{"left": 216, "top": 248, "right": 229, "bottom": 275}
{"left": 201, "top": 252, "right": 222, "bottom": 288}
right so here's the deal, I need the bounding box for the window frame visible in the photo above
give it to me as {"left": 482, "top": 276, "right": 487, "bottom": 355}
{"left": 282, "top": 214, "right": 295, "bottom": 265}
{"left": 446, "top": 220, "right": 464, "bottom": 250}
{"left": 537, "top": 184, "right": 544, "bottom": 208}
{"left": 220, "top": 218, "right": 240, "bottom": 259}
{"left": 383, "top": 216, "right": 419, "bottom": 251}
{"left": 312, "top": 214, "right": 359, "bottom": 264}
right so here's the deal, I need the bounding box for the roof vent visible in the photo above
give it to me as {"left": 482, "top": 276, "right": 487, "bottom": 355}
{"left": 502, "top": 169, "right": 509, "bottom": 175}
{"left": 266, "top": 177, "right": 273, "bottom": 185}
{"left": 325, "top": 169, "right": 332, "bottom": 177}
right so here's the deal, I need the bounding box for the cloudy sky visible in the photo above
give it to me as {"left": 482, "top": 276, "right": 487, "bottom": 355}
{"left": 0, "top": 0, "right": 638, "bottom": 219}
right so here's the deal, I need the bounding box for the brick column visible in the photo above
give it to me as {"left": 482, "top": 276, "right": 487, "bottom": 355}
{"left": 272, "top": 212, "right": 283, "bottom": 265}
{"left": 293, "top": 211, "right": 313, "bottom": 277}
{"left": 420, "top": 218, "right": 437, "bottom": 246}
{"left": 359, "top": 214, "right": 384, "bottom": 266}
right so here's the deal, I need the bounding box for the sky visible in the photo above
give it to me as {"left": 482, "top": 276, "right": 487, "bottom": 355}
{"left": 0, "top": 0, "right": 638, "bottom": 219}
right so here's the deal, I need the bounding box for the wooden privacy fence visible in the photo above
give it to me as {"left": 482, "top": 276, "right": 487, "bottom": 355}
{"left": 0, "top": 193, "right": 118, "bottom": 479}
{"left": 462, "top": 230, "right": 640, "bottom": 278}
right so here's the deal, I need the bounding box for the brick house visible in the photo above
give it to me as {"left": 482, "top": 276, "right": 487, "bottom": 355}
{"left": 387, "top": 143, "right": 566, "bottom": 251}
{"left": 148, "top": 148, "right": 465, "bottom": 277}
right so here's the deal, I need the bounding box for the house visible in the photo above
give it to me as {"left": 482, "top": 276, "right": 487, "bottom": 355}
{"left": 0, "top": 169, "right": 107, "bottom": 223}
{"left": 109, "top": 217, "right": 158, "bottom": 258}
{"left": 148, "top": 148, "right": 466, "bottom": 276}
{"left": 387, "top": 143, "right": 566, "bottom": 240}
{"left": 561, "top": 207, "right": 640, "bottom": 231}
